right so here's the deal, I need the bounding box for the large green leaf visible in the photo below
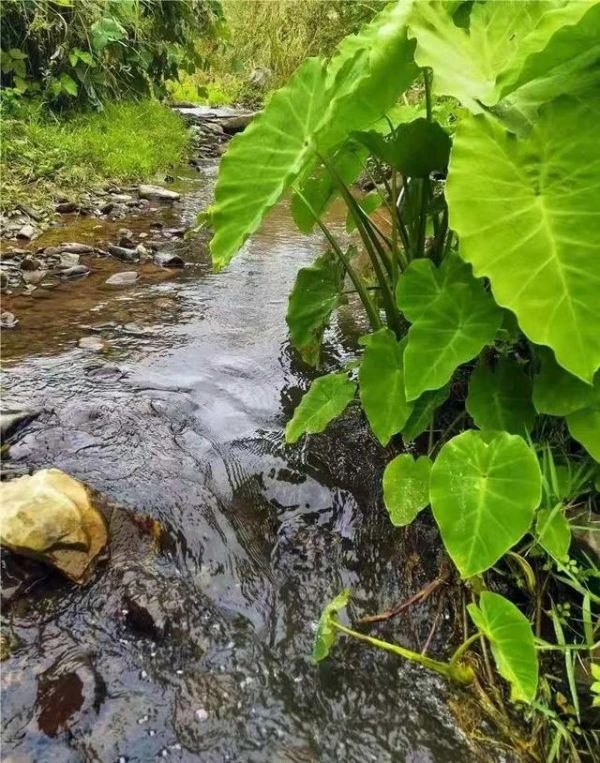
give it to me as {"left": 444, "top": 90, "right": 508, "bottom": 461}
{"left": 313, "top": 589, "right": 350, "bottom": 662}
{"left": 402, "top": 385, "right": 450, "bottom": 442}
{"left": 383, "top": 454, "right": 432, "bottom": 527}
{"left": 533, "top": 347, "right": 597, "bottom": 416}
{"left": 397, "top": 257, "right": 501, "bottom": 401}
{"left": 468, "top": 591, "right": 538, "bottom": 704}
{"left": 358, "top": 329, "right": 413, "bottom": 446}
{"left": 466, "top": 357, "right": 536, "bottom": 435}
{"left": 430, "top": 430, "right": 542, "bottom": 578}
{"left": 286, "top": 250, "right": 346, "bottom": 367}
{"left": 447, "top": 97, "right": 600, "bottom": 383}
{"left": 536, "top": 504, "right": 571, "bottom": 562}
{"left": 285, "top": 373, "right": 356, "bottom": 444}
{"left": 567, "top": 393, "right": 600, "bottom": 463}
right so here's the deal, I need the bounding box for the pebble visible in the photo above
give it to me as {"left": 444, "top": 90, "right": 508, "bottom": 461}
{"left": 153, "top": 252, "right": 185, "bottom": 269}
{"left": 105, "top": 271, "right": 138, "bottom": 286}
{"left": 1, "top": 312, "right": 18, "bottom": 328}
{"left": 59, "top": 243, "right": 94, "bottom": 254}
{"left": 138, "top": 185, "right": 180, "bottom": 202}
{"left": 195, "top": 708, "right": 208, "bottom": 722}
{"left": 108, "top": 245, "right": 138, "bottom": 263}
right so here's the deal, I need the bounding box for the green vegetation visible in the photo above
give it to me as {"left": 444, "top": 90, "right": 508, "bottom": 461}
{"left": 1, "top": 99, "right": 189, "bottom": 209}
{"left": 207, "top": 1, "right": 600, "bottom": 758}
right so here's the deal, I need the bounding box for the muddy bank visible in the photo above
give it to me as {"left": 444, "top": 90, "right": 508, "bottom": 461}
{"left": 2, "top": 114, "right": 487, "bottom": 762}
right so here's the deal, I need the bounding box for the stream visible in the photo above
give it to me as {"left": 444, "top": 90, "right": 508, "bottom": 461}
{"left": 1, "top": 119, "right": 482, "bottom": 762}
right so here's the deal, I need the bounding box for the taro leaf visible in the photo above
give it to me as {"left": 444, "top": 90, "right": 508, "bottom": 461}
{"left": 430, "top": 430, "right": 542, "bottom": 578}
{"left": 533, "top": 347, "right": 597, "bottom": 416}
{"left": 468, "top": 591, "right": 538, "bottom": 704}
{"left": 383, "top": 454, "right": 432, "bottom": 527}
{"left": 210, "top": 2, "right": 417, "bottom": 271}
{"left": 536, "top": 505, "right": 571, "bottom": 562}
{"left": 90, "top": 16, "right": 126, "bottom": 50}
{"left": 285, "top": 373, "right": 356, "bottom": 444}
{"left": 358, "top": 329, "right": 413, "bottom": 446}
{"left": 313, "top": 589, "right": 350, "bottom": 662}
{"left": 60, "top": 73, "right": 78, "bottom": 96}
{"left": 396, "top": 256, "right": 501, "bottom": 401}
{"left": 408, "top": 1, "right": 594, "bottom": 111}
{"left": 447, "top": 97, "right": 600, "bottom": 384}
{"left": 566, "top": 394, "right": 600, "bottom": 463}
{"left": 402, "top": 384, "right": 450, "bottom": 442}
{"left": 466, "top": 358, "right": 536, "bottom": 435}
{"left": 286, "top": 250, "right": 346, "bottom": 367}
{"left": 353, "top": 118, "right": 451, "bottom": 177}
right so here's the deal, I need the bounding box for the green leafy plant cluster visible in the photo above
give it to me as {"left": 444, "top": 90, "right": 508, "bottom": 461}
{"left": 0, "top": 0, "right": 222, "bottom": 111}
{"left": 205, "top": 0, "right": 600, "bottom": 757}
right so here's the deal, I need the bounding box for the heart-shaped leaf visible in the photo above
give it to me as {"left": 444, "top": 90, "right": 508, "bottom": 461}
{"left": 285, "top": 373, "right": 356, "bottom": 444}
{"left": 468, "top": 591, "right": 538, "bottom": 704}
{"left": 313, "top": 589, "right": 350, "bottom": 662}
{"left": 430, "top": 430, "right": 542, "bottom": 577}
{"left": 383, "top": 454, "right": 432, "bottom": 527}
{"left": 536, "top": 505, "right": 571, "bottom": 562}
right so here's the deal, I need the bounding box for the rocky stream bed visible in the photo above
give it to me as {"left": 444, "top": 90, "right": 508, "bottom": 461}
{"left": 1, "top": 108, "right": 495, "bottom": 762}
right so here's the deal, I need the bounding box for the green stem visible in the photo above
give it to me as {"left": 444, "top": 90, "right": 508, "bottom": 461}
{"left": 424, "top": 68, "right": 433, "bottom": 122}
{"left": 449, "top": 632, "right": 481, "bottom": 667}
{"left": 331, "top": 620, "right": 474, "bottom": 685}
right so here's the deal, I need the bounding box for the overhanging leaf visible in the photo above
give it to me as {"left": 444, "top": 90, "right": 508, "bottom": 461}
{"left": 358, "top": 329, "right": 413, "bottom": 446}
{"left": 468, "top": 591, "right": 538, "bottom": 704}
{"left": 566, "top": 394, "right": 600, "bottom": 463}
{"left": 397, "top": 256, "right": 501, "bottom": 401}
{"left": 285, "top": 373, "right": 356, "bottom": 444}
{"left": 466, "top": 357, "right": 536, "bottom": 435}
{"left": 286, "top": 250, "right": 347, "bottom": 367}
{"left": 447, "top": 97, "right": 600, "bottom": 383}
{"left": 533, "top": 347, "right": 597, "bottom": 416}
{"left": 313, "top": 589, "right": 350, "bottom": 662}
{"left": 383, "top": 454, "right": 432, "bottom": 527}
{"left": 430, "top": 430, "right": 542, "bottom": 578}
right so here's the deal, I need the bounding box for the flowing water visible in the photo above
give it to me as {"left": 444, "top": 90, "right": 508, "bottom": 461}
{"left": 1, "top": 154, "right": 483, "bottom": 762}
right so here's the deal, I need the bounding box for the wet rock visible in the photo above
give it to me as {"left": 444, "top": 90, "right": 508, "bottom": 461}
{"left": 60, "top": 264, "right": 91, "bottom": 279}
{"left": 59, "top": 243, "right": 94, "bottom": 254}
{"left": 0, "top": 409, "right": 40, "bottom": 441}
{"left": 110, "top": 193, "right": 134, "bottom": 203}
{"left": 100, "top": 201, "right": 115, "bottom": 214}
{"left": 138, "top": 184, "right": 180, "bottom": 202}
{"left": 0, "top": 468, "right": 108, "bottom": 583}
{"left": 108, "top": 244, "right": 138, "bottom": 263}
{"left": 118, "top": 228, "right": 135, "bottom": 248}
{"left": 0, "top": 268, "right": 7, "bottom": 289}
{"left": 136, "top": 244, "right": 152, "bottom": 261}
{"left": 0, "top": 311, "right": 18, "bottom": 329}
{"left": 57, "top": 252, "right": 80, "bottom": 268}
{"left": 22, "top": 270, "right": 48, "bottom": 285}
{"left": 3, "top": 247, "right": 29, "bottom": 257}
{"left": 20, "top": 255, "right": 43, "bottom": 271}
{"left": 105, "top": 271, "right": 138, "bottom": 286}
{"left": 154, "top": 252, "right": 185, "bottom": 269}
{"left": 220, "top": 113, "right": 255, "bottom": 134}
{"left": 123, "top": 592, "right": 169, "bottom": 640}
{"left": 17, "top": 223, "right": 37, "bottom": 240}
{"left": 78, "top": 336, "right": 105, "bottom": 352}
{"left": 55, "top": 201, "right": 79, "bottom": 214}
{"left": 165, "top": 227, "right": 187, "bottom": 238}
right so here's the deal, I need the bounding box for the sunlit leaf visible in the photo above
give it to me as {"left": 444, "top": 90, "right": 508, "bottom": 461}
{"left": 466, "top": 357, "right": 536, "bottom": 435}
{"left": 468, "top": 591, "right": 538, "bottom": 704}
{"left": 285, "top": 373, "right": 356, "bottom": 444}
{"left": 533, "top": 347, "right": 597, "bottom": 416}
{"left": 447, "top": 97, "right": 600, "bottom": 383}
{"left": 536, "top": 505, "right": 571, "bottom": 562}
{"left": 358, "top": 329, "right": 413, "bottom": 446}
{"left": 430, "top": 430, "right": 541, "bottom": 577}
{"left": 566, "top": 394, "right": 600, "bottom": 463}
{"left": 313, "top": 588, "right": 350, "bottom": 662}
{"left": 383, "top": 454, "right": 432, "bottom": 527}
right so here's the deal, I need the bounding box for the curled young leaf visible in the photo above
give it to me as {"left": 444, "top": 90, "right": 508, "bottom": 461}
{"left": 313, "top": 589, "right": 351, "bottom": 662}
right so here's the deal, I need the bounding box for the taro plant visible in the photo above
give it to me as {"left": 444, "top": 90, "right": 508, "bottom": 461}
{"left": 205, "top": 0, "right": 600, "bottom": 756}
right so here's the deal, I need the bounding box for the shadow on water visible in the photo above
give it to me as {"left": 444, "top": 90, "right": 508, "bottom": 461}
{"left": 1, "top": 160, "right": 482, "bottom": 762}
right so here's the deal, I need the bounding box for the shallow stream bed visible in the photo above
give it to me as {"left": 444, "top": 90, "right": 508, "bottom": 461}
{"left": 1, "top": 151, "right": 484, "bottom": 762}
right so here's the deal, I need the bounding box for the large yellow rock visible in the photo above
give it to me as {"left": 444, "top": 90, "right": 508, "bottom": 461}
{"left": 0, "top": 469, "right": 107, "bottom": 582}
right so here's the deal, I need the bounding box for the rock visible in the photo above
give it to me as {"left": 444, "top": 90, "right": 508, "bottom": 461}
{"left": 22, "top": 269, "right": 48, "bottom": 285}
{"left": 105, "top": 271, "right": 138, "bottom": 286}
{"left": 0, "top": 409, "right": 40, "bottom": 441}
{"left": 3, "top": 247, "right": 29, "bottom": 257}
{"left": 55, "top": 201, "right": 79, "bottom": 213}
{"left": 138, "top": 184, "right": 180, "bottom": 202}
{"left": 20, "top": 255, "right": 43, "bottom": 271}
{"left": 165, "top": 227, "right": 187, "bottom": 238}
{"left": 109, "top": 193, "right": 133, "bottom": 203}
{"left": 16, "top": 223, "right": 37, "bottom": 240}
{"left": 0, "top": 469, "right": 108, "bottom": 583}
{"left": 0, "top": 268, "right": 7, "bottom": 289}
{"left": 154, "top": 252, "right": 185, "bottom": 269}
{"left": 16, "top": 202, "right": 43, "bottom": 222}
{"left": 220, "top": 113, "right": 255, "bottom": 134}
{"left": 117, "top": 228, "right": 134, "bottom": 248}
{"left": 57, "top": 252, "right": 80, "bottom": 268}
{"left": 100, "top": 201, "right": 115, "bottom": 214}
{"left": 0, "top": 311, "right": 18, "bottom": 329}
{"left": 59, "top": 243, "right": 94, "bottom": 254}
{"left": 60, "top": 264, "right": 90, "bottom": 279}
{"left": 78, "top": 336, "right": 105, "bottom": 351}
{"left": 135, "top": 244, "right": 152, "bottom": 261}
{"left": 107, "top": 244, "right": 138, "bottom": 262}
{"left": 124, "top": 592, "right": 169, "bottom": 640}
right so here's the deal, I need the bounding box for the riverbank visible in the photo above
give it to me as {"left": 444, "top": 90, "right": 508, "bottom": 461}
{"left": 0, "top": 100, "right": 190, "bottom": 240}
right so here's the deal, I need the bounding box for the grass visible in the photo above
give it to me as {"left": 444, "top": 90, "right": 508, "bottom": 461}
{"left": 1, "top": 99, "right": 190, "bottom": 211}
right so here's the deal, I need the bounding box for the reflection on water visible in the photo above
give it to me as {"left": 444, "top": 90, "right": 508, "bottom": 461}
{"left": 1, "top": 161, "right": 479, "bottom": 762}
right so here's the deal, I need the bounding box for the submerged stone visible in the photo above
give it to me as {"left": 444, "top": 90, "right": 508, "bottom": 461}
{"left": 138, "top": 184, "right": 180, "bottom": 201}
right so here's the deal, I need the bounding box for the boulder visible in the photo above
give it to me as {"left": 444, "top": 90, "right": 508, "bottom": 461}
{"left": 105, "top": 271, "right": 138, "bottom": 286}
{"left": 60, "top": 264, "right": 90, "bottom": 279}
{"left": 0, "top": 469, "right": 108, "bottom": 583}
{"left": 108, "top": 244, "right": 138, "bottom": 263}
{"left": 59, "top": 243, "right": 94, "bottom": 254}
{"left": 138, "top": 184, "right": 180, "bottom": 202}
{"left": 17, "top": 224, "right": 37, "bottom": 240}
{"left": 220, "top": 113, "right": 256, "bottom": 134}
{"left": 153, "top": 252, "right": 185, "bottom": 269}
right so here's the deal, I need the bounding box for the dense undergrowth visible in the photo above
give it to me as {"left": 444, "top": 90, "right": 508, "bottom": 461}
{"left": 1, "top": 100, "right": 189, "bottom": 210}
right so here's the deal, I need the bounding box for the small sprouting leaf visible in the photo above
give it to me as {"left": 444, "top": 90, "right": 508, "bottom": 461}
{"left": 383, "top": 454, "right": 432, "bottom": 527}
{"left": 533, "top": 347, "right": 597, "bottom": 417}
{"left": 358, "top": 329, "right": 413, "bottom": 446}
{"left": 466, "top": 357, "right": 536, "bottom": 435}
{"left": 397, "top": 256, "right": 502, "bottom": 401}
{"left": 286, "top": 250, "right": 346, "bottom": 367}
{"left": 354, "top": 118, "right": 451, "bottom": 177}
{"left": 285, "top": 373, "right": 356, "bottom": 444}
{"left": 535, "top": 505, "right": 571, "bottom": 562}
{"left": 430, "top": 430, "right": 541, "bottom": 578}
{"left": 313, "top": 589, "right": 351, "bottom": 662}
{"left": 60, "top": 73, "right": 78, "bottom": 96}
{"left": 402, "top": 385, "right": 450, "bottom": 442}
{"left": 468, "top": 591, "right": 538, "bottom": 704}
